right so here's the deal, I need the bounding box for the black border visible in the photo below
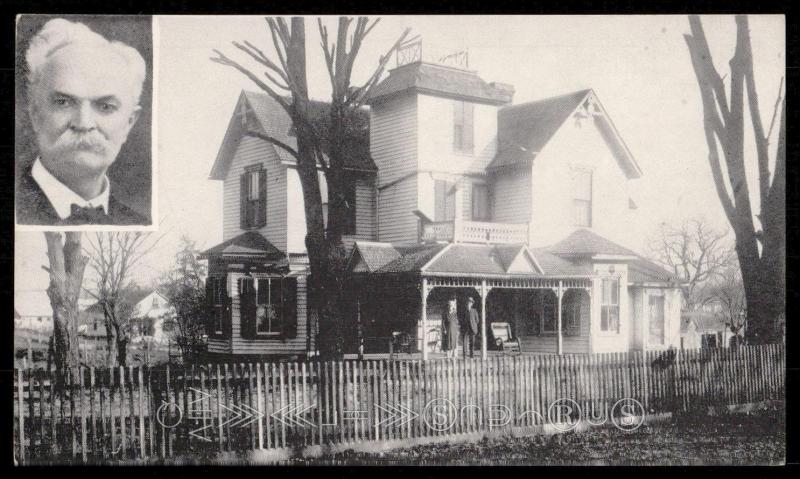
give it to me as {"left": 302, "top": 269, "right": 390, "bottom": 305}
{"left": 1, "top": 1, "right": 795, "bottom": 477}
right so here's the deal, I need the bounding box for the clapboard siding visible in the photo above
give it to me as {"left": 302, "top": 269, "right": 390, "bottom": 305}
{"left": 228, "top": 272, "right": 309, "bottom": 355}
{"left": 354, "top": 178, "right": 377, "bottom": 239}
{"left": 491, "top": 168, "right": 531, "bottom": 224}
{"left": 519, "top": 290, "right": 591, "bottom": 354}
{"left": 222, "top": 136, "right": 287, "bottom": 251}
{"left": 378, "top": 176, "right": 419, "bottom": 244}
{"left": 370, "top": 94, "right": 418, "bottom": 186}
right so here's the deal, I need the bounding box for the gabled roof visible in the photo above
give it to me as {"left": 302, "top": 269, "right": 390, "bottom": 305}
{"left": 209, "top": 91, "right": 375, "bottom": 180}
{"left": 529, "top": 248, "right": 594, "bottom": 276}
{"left": 424, "top": 244, "right": 545, "bottom": 276}
{"left": 628, "top": 258, "right": 681, "bottom": 285}
{"left": 349, "top": 241, "right": 404, "bottom": 273}
{"left": 373, "top": 243, "right": 450, "bottom": 274}
{"left": 547, "top": 229, "right": 639, "bottom": 257}
{"left": 199, "top": 231, "right": 286, "bottom": 260}
{"left": 367, "top": 62, "right": 513, "bottom": 105}
{"left": 488, "top": 89, "right": 642, "bottom": 178}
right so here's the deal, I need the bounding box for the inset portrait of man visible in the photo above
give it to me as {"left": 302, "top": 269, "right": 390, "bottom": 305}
{"left": 15, "top": 15, "right": 153, "bottom": 227}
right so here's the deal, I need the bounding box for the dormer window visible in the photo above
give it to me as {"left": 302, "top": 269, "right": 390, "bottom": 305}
{"left": 572, "top": 168, "right": 592, "bottom": 227}
{"left": 240, "top": 166, "right": 267, "bottom": 229}
{"left": 453, "top": 101, "right": 474, "bottom": 154}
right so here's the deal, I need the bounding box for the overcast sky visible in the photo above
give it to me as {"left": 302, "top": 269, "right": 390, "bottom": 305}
{"left": 15, "top": 14, "right": 785, "bottom": 293}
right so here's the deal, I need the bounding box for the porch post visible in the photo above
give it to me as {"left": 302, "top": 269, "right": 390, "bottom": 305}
{"left": 557, "top": 280, "right": 564, "bottom": 356}
{"left": 421, "top": 277, "right": 428, "bottom": 361}
{"left": 481, "top": 280, "right": 487, "bottom": 360}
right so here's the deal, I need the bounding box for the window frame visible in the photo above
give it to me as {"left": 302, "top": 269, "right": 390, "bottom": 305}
{"left": 210, "top": 276, "right": 225, "bottom": 335}
{"left": 571, "top": 167, "right": 593, "bottom": 227}
{"left": 471, "top": 182, "right": 490, "bottom": 221}
{"left": 453, "top": 100, "right": 474, "bottom": 155}
{"left": 600, "top": 278, "right": 620, "bottom": 334}
{"left": 647, "top": 291, "right": 666, "bottom": 346}
{"left": 254, "top": 277, "right": 283, "bottom": 337}
{"left": 241, "top": 165, "right": 266, "bottom": 230}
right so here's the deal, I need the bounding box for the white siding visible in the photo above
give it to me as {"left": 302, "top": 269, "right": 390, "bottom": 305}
{"left": 590, "top": 264, "right": 630, "bottom": 353}
{"left": 228, "top": 271, "right": 309, "bottom": 355}
{"left": 491, "top": 168, "right": 532, "bottom": 224}
{"left": 222, "top": 136, "right": 288, "bottom": 252}
{"left": 370, "top": 94, "right": 419, "bottom": 244}
{"left": 370, "top": 94, "right": 418, "bottom": 185}
{"left": 379, "top": 176, "right": 419, "bottom": 244}
{"left": 416, "top": 94, "right": 498, "bottom": 175}
{"left": 528, "top": 115, "right": 637, "bottom": 249}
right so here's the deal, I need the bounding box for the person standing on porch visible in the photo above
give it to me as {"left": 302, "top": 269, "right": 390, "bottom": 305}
{"left": 444, "top": 296, "right": 460, "bottom": 359}
{"left": 462, "top": 296, "right": 480, "bottom": 359}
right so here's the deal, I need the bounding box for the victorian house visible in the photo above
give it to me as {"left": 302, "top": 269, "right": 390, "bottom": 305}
{"left": 201, "top": 42, "right": 682, "bottom": 360}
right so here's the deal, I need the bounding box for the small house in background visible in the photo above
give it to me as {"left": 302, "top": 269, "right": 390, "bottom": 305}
{"left": 14, "top": 290, "right": 53, "bottom": 333}
{"left": 130, "top": 290, "right": 175, "bottom": 345}
{"left": 680, "top": 311, "right": 741, "bottom": 349}
{"left": 79, "top": 302, "right": 110, "bottom": 339}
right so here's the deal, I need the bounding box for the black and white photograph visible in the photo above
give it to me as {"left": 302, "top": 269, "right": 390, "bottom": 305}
{"left": 14, "top": 14, "right": 154, "bottom": 229}
{"left": 12, "top": 13, "right": 786, "bottom": 466}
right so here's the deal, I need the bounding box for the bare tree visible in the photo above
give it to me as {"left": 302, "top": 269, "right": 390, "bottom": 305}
{"left": 211, "top": 17, "right": 411, "bottom": 358}
{"left": 648, "top": 218, "right": 735, "bottom": 311}
{"left": 43, "top": 232, "right": 88, "bottom": 386}
{"left": 706, "top": 261, "right": 747, "bottom": 343}
{"left": 684, "top": 15, "right": 785, "bottom": 344}
{"left": 160, "top": 236, "right": 208, "bottom": 364}
{"left": 83, "top": 232, "right": 161, "bottom": 366}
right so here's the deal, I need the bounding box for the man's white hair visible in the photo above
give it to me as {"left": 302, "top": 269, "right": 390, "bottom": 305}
{"left": 25, "top": 18, "right": 146, "bottom": 105}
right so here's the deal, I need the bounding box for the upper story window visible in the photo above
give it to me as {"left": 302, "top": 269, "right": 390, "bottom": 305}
{"left": 453, "top": 101, "right": 474, "bottom": 154}
{"left": 434, "top": 180, "right": 456, "bottom": 221}
{"left": 600, "top": 278, "right": 620, "bottom": 333}
{"left": 152, "top": 296, "right": 159, "bottom": 308}
{"left": 240, "top": 166, "right": 266, "bottom": 229}
{"left": 471, "top": 183, "right": 490, "bottom": 221}
{"left": 572, "top": 168, "right": 592, "bottom": 227}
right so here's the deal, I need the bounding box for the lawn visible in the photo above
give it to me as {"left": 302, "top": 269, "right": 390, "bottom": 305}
{"left": 290, "top": 406, "right": 785, "bottom": 466}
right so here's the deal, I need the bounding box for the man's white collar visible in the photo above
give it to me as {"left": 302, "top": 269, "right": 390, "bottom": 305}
{"left": 31, "top": 158, "right": 110, "bottom": 220}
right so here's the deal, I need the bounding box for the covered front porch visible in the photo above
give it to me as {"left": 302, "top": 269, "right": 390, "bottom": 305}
{"left": 347, "top": 241, "right": 621, "bottom": 360}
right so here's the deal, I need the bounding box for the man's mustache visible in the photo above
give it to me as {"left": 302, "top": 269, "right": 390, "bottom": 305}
{"left": 55, "top": 132, "right": 108, "bottom": 155}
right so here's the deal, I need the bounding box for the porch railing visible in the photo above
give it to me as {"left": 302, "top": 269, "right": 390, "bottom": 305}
{"left": 421, "top": 219, "right": 529, "bottom": 244}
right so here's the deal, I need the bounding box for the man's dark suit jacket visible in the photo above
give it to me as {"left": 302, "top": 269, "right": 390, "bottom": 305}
{"left": 463, "top": 307, "right": 480, "bottom": 336}
{"left": 16, "top": 168, "right": 149, "bottom": 226}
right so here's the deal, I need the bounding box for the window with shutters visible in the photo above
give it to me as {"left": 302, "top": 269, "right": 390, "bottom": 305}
{"left": 239, "top": 276, "right": 297, "bottom": 338}
{"left": 471, "top": 183, "right": 490, "bottom": 221}
{"left": 453, "top": 101, "right": 474, "bottom": 154}
{"left": 600, "top": 278, "right": 620, "bottom": 333}
{"left": 240, "top": 166, "right": 266, "bottom": 229}
{"left": 648, "top": 293, "right": 665, "bottom": 345}
{"left": 210, "top": 276, "right": 225, "bottom": 335}
{"left": 434, "top": 180, "right": 456, "bottom": 222}
{"left": 255, "top": 278, "right": 283, "bottom": 335}
{"left": 572, "top": 168, "right": 592, "bottom": 227}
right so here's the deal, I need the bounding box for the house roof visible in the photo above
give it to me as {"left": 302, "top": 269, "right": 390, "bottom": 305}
{"left": 367, "top": 62, "right": 513, "bottom": 105}
{"left": 349, "top": 241, "right": 404, "bottom": 273}
{"left": 14, "top": 290, "right": 53, "bottom": 318}
{"left": 529, "top": 248, "right": 594, "bottom": 276}
{"left": 490, "top": 89, "right": 591, "bottom": 170}
{"left": 681, "top": 311, "right": 729, "bottom": 334}
{"left": 209, "top": 90, "right": 375, "bottom": 180}
{"left": 199, "top": 231, "right": 286, "bottom": 260}
{"left": 373, "top": 243, "right": 450, "bottom": 274}
{"left": 628, "top": 258, "right": 681, "bottom": 284}
{"left": 488, "top": 89, "right": 642, "bottom": 178}
{"left": 547, "top": 229, "right": 640, "bottom": 257}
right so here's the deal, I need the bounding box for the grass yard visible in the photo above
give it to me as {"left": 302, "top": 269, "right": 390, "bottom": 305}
{"left": 290, "top": 406, "right": 785, "bottom": 466}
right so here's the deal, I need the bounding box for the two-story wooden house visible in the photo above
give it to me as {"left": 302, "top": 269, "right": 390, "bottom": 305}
{"left": 202, "top": 44, "right": 683, "bottom": 360}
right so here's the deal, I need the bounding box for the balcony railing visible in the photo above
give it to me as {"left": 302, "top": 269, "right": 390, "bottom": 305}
{"left": 421, "top": 219, "right": 529, "bottom": 244}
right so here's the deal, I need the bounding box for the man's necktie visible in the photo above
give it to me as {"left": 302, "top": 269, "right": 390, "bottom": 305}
{"left": 67, "top": 204, "right": 108, "bottom": 224}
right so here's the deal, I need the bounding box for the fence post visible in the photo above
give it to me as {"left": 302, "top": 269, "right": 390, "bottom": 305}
{"left": 16, "top": 368, "right": 25, "bottom": 465}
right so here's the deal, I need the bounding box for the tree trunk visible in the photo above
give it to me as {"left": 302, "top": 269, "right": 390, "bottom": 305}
{"left": 44, "top": 232, "right": 87, "bottom": 389}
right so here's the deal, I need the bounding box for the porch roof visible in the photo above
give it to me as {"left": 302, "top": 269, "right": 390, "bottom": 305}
{"left": 198, "top": 231, "right": 286, "bottom": 261}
